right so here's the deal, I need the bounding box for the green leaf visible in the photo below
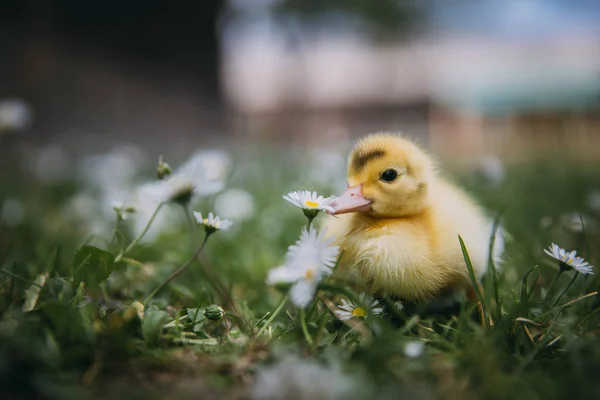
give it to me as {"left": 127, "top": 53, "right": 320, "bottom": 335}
{"left": 193, "top": 323, "right": 210, "bottom": 338}
{"left": 186, "top": 308, "right": 206, "bottom": 324}
{"left": 458, "top": 235, "right": 490, "bottom": 329}
{"left": 72, "top": 245, "right": 117, "bottom": 288}
{"left": 142, "top": 306, "right": 170, "bottom": 344}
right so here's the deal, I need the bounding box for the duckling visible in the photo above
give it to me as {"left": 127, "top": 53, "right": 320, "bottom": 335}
{"left": 325, "top": 133, "right": 503, "bottom": 302}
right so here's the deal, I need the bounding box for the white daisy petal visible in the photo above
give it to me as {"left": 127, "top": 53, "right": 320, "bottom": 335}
{"left": 283, "top": 190, "right": 336, "bottom": 212}
{"left": 193, "top": 211, "right": 203, "bottom": 224}
{"left": 372, "top": 307, "right": 384, "bottom": 315}
{"left": 267, "top": 265, "right": 304, "bottom": 285}
{"left": 339, "top": 299, "right": 355, "bottom": 312}
{"left": 335, "top": 310, "right": 354, "bottom": 321}
{"left": 543, "top": 249, "right": 555, "bottom": 258}
{"left": 290, "top": 279, "right": 318, "bottom": 308}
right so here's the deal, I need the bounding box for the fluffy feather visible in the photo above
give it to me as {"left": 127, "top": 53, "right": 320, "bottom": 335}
{"left": 325, "top": 133, "right": 503, "bottom": 301}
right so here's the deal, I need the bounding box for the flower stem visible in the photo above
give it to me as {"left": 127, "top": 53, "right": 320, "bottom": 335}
{"left": 0, "top": 268, "right": 42, "bottom": 287}
{"left": 109, "top": 216, "right": 120, "bottom": 249}
{"left": 545, "top": 269, "right": 563, "bottom": 303}
{"left": 255, "top": 294, "right": 289, "bottom": 338}
{"left": 180, "top": 203, "right": 197, "bottom": 246}
{"left": 300, "top": 308, "right": 314, "bottom": 347}
{"left": 552, "top": 272, "right": 579, "bottom": 308}
{"left": 115, "top": 202, "right": 164, "bottom": 263}
{"left": 143, "top": 233, "right": 210, "bottom": 305}
{"left": 311, "top": 310, "right": 328, "bottom": 352}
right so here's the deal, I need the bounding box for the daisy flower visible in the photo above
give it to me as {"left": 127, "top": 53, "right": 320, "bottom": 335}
{"left": 335, "top": 293, "right": 384, "bottom": 321}
{"left": 267, "top": 226, "right": 340, "bottom": 308}
{"left": 544, "top": 243, "right": 594, "bottom": 274}
{"left": 404, "top": 340, "right": 425, "bottom": 358}
{"left": 193, "top": 211, "right": 233, "bottom": 234}
{"left": 283, "top": 190, "right": 336, "bottom": 220}
{"left": 142, "top": 152, "right": 228, "bottom": 205}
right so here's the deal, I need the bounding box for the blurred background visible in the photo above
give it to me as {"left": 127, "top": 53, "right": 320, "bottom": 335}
{"left": 2, "top": 2, "right": 600, "bottom": 398}
{"left": 1, "top": 0, "right": 600, "bottom": 158}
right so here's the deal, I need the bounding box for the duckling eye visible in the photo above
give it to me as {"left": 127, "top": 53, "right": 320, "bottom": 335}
{"left": 380, "top": 169, "right": 398, "bottom": 183}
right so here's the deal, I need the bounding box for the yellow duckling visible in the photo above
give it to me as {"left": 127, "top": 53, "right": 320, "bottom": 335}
{"left": 325, "top": 133, "right": 503, "bottom": 302}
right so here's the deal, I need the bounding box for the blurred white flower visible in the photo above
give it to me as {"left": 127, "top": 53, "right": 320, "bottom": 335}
{"left": 130, "top": 184, "right": 180, "bottom": 241}
{"left": 544, "top": 243, "right": 594, "bottom": 274}
{"left": 475, "top": 155, "right": 505, "bottom": 185}
{"left": 0, "top": 98, "right": 32, "bottom": 132}
{"left": 539, "top": 216, "right": 554, "bottom": 230}
{"left": 559, "top": 213, "right": 594, "bottom": 233}
{"left": 193, "top": 211, "right": 233, "bottom": 233}
{"left": 335, "top": 293, "right": 384, "bottom": 321}
{"left": 267, "top": 226, "right": 339, "bottom": 308}
{"left": 63, "top": 193, "right": 112, "bottom": 236}
{"left": 79, "top": 145, "right": 146, "bottom": 193}
{"left": 283, "top": 190, "right": 336, "bottom": 213}
{"left": 394, "top": 300, "right": 404, "bottom": 312}
{"left": 139, "top": 179, "right": 195, "bottom": 205}
{"left": 141, "top": 151, "right": 228, "bottom": 204}
{"left": 30, "top": 145, "right": 71, "bottom": 184}
{"left": 194, "top": 149, "right": 231, "bottom": 181}
{"left": 404, "top": 340, "right": 425, "bottom": 358}
{"left": 588, "top": 191, "right": 600, "bottom": 211}
{"left": 1, "top": 198, "right": 25, "bottom": 227}
{"left": 214, "top": 188, "right": 255, "bottom": 222}
{"left": 251, "top": 356, "right": 360, "bottom": 400}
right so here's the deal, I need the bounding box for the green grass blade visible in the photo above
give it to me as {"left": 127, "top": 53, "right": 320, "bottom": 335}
{"left": 487, "top": 209, "right": 503, "bottom": 320}
{"left": 458, "top": 235, "right": 490, "bottom": 329}
{"left": 520, "top": 265, "right": 539, "bottom": 305}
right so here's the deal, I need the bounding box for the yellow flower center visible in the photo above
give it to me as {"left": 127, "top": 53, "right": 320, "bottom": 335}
{"left": 304, "top": 200, "right": 319, "bottom": 208}
{"left": 352, "top": 307, "right": 366, "bottom": 317}
{"left": 304, "top": 268, "right": 315, "bottom": 280}
{"left": 567, "top": 258, "right": 573, "bottom": 264}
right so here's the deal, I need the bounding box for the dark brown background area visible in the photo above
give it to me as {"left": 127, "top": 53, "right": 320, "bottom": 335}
{"left": 0, "top": 0, "right": 225, "bottom": 149}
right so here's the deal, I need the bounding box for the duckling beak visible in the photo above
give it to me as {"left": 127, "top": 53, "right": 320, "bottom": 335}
{"left": 328, "top": 185, "right": 372, "bottom": 215}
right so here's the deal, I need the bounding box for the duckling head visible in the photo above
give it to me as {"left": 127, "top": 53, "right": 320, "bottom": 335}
{"left": 329, "top": 133, "right": 435, "bottom": 218}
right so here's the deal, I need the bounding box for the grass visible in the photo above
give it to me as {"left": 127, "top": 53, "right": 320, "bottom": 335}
{"left": 1, "top": 143, "right": 600, "bottom": 400}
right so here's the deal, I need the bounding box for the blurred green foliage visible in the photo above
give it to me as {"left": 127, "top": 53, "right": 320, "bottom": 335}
{"left": 0, "top": 142, "right": 599, "bottom": 399}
